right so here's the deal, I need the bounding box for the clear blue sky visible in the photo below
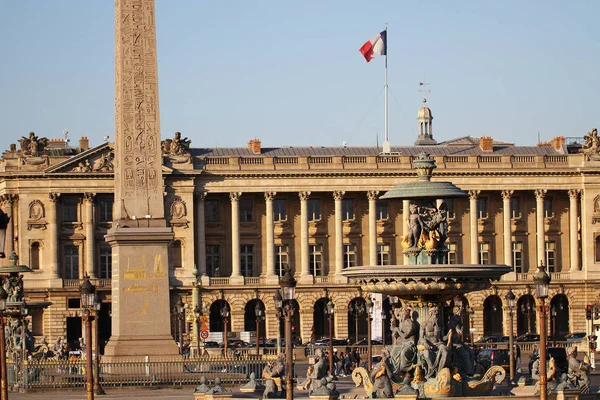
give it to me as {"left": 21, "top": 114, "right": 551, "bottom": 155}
{"left": 0, "top": 1, "right": 598, "bottom": 152}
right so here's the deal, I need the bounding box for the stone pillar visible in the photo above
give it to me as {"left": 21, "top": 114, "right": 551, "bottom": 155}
{"left": 84, "top": 193, "right": 96, "bottom": 279}
{"left": 195, "top": 192, "right": 208, "bottom": 282}
{"left": 333, "top": 191, "right": 346, "bottom": 282}
{"left": 48, "top": 193, "right": 60, "bottom": 278}
{"left": 298, "top": 191, "right": 311, "bottom": 283}
{"left": 568, "top": 189, "right": 580, "bottom": 272}
{"left": 230, "top": 192, "right": 242, "bottom": 282}
{"left": 402, "top": 200, "right": 410, "bottom": 265}
{"left": 501, "top": 190, "right": 513, "bottom": 268}
{"left": 535, "top": 189, "right": 547, "bottom": 267}
{"left": 265, "top": 192, "right": 279, "bottom": 284}
{"left": 2, "top": 194, "right": 17, "bottom": 255}
{"left": 367, "top": 191, "right": 379, "bottom": 266}
{"left": 469, "top": 190, "right": 480, "bottom": 264}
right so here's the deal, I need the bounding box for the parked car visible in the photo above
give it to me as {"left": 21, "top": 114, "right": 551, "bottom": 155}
{"left": 203, "top": 341, "right": 220, "bottom": 348}
{"left": 354, "top": 339, "right": 383, "bottom": 346}
{"left": 515, "top": 333, "right": 540, "bottom": 342}
{"left": 476, "top": 348, "right": 510, "bottom": 370}
{"left": 475, "top": 335, "right": 509, "bottom": 344}
{"left": 564, "top": 332, "right": 586, "bottom": 342}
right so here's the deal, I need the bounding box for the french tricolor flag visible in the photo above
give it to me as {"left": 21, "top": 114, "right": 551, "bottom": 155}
{"left": 359, "top": 30, "right": 387, "bottom": 62}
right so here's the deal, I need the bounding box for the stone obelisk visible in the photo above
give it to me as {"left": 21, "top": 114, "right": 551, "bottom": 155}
{"left": 104, "top": 0, "right": 179, "bottom": 358}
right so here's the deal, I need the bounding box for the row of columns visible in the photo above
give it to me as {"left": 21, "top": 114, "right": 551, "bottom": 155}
{"left": 469, "top": 189, "right": 580, "bottom": 272}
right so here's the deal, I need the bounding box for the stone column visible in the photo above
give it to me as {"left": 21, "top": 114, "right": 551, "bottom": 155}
{"left": 402, "top": 200, "right": 410, "bottom": 265}
{"left": 568, "top": 189, "right": 580, "bottom": 272}
{"left": 2, "top": 194, "right": 17, "bottom": 255}
{"left": 299, "top": 191, "right": 311, "bottom": 283}
{"left": 84, "top": 193, "right": 96, "bottom": 279}
{"left": 535, "top": 189, "right": 547, "bottom": 267}
{"left": 230, "top": 192, "right": 242, "bottom": 282}
{"left": 265, "top": 192, "right": 279, "bottom": 284}
{"left": 501, "top": 190, "right": 513, "bottom": 268}
{"left": 367, "top": 191, "right": 379, "bottom": 266}
{"left": 469, "top": 190, "right": 480, "bottom": 264}
{"left": 195, "top": 192, "right": 207, "bottom": 280}
{"left": 48, "top": 193, "right": 60, "bottom": 278}
{"left": 333, "top": 191, "right": 345, "bottom": 282}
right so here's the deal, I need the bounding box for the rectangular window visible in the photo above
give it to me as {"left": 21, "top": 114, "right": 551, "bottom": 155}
{"left": 63, "top": 198, "right": 79, "bottom": 222}
{"left": 309, "top": 244, "right": 323, "bottom": 276}
{"left": 99, "top": 245, "right": 112, "bottom": 279}
{"left": 205, "top": 200, "right": 220, "bottom": 222}
{"left": 544, "top": 198, "right": 553, "bottom": 218}
{"left": 546, "top": 241, "right": 556, "bottom": 272}
{"left": 477, "top": 197, "right": 488, "bottom": 219}
{"left": 30, "top": 242, "right": 40, "bottom": 270}
{"left": 240, "top": 244, "right": 254, "bottom": 276}
{"left": 376, "top": 200, "right": 388, "bottom": 220}
{"left": 478, "top": 242, "right": 490, "bottom": 265}
{"left": 377, "top": 243, "right": 390, "bottom": 265}
{"left": 273, "top": 199, "right": 287, "bottom": 222}
{"left": 240, "top": 199, "right": 253, "bottom": 222}
{"left": 206, "top": 245, "right": 221, "bottom": 277}
{"left": 510, "top": 197, "right": 521, "bottom": 219}
{"left": 275, "top": 245, "right": 289, "bottom": 276}
{"left": 343, "top": 244, "right": 357, "bottom": 269}
{"left": 448, "top": 242, "right": 458, "bottom": 264}
{"left": 513, "top": 242, "right": 523, "bottom": 273}
{"left": 169, "top": 241, "right": 183, "bottom": 269}
{"left": 98, "top": 198, "right": 113, "bottom": 222}
{"left": 444, "top": 199, "right": 456, "bottom": 219}
{"left": 308, "top": 199, "right": 321, "bottom": 221}
{"left": 342, "top": 199, "right": 355, "bottom": 221}
{"left": 64, "top": 245, "right": 79, "bottom": 279}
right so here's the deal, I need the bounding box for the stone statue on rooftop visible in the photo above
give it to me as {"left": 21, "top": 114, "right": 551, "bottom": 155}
{"left": 19, "top": 132, "right": 48, "bottom": 157}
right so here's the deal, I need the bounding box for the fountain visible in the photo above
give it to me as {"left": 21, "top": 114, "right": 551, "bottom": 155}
{"left": 342, "top": 153, "right": 511, "bottom": 398}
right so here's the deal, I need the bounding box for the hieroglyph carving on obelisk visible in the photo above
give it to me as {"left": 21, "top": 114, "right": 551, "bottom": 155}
{"left": 114, "top": 0, "right": 164, "bottom": 220}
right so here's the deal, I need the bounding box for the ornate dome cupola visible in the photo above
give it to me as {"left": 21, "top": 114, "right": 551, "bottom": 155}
{"left": 415, "top": 98, "right": 437, "bottom": 145}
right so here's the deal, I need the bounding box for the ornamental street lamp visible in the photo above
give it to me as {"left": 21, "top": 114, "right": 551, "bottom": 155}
{"left": 533, "top": 262, "right": 551, "bottom": 400}
{"left": 348, "top": 299, "right": 365, "bottom": 345}
{"left": 521, "top": 298, "right": 534, "bottom": 334}
{"left": 255, "top": 302, "right": 263, "bottom": 356}
{"left": 93, "top": 292, "right": 105, "bottom": 396}
{"left": 468, "top": 308, "right": 475, "bottom": 345}
{"left": 80, "top": 275, "right": 96, "bottom": 400}
{"left": 175, "top": 297, "right": 185, "bottom": 355}
{"left": 194, "top": 305, "right": 202, "bottom": 358}
{"left": 0, "top": 283, "right": 7, "bottom": 400}
{"left": 381, "top": 309, "right": 387, "bottom": 346}
{"left": 551, "top": 306, "right": 557, "bottom": 347}
{"left": 366, "top": 297, "right": 374, "bottom": 372}
{"left": 505, "top": 288, "right": 516, "bottom": 384}
{"left": 273, "top": 291, "right": 283, "bottom": 355}
{"left": 279, "top": 268, "right": 296, "bottom": 400}
{"left": 220, "top": 303, "right": 230, "bottom": 356}
{"left": 325, "top": 298, "right": 335, "bottom": 376}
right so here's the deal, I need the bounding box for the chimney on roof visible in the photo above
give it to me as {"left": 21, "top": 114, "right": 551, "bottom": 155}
{"left": 551, "top": 136, "right": 565, "bottom": 151}
{"left": 79, "top": 136, "right": 89, "bottom": 151}
{"left": 248, "top": 138, "right": 261, "bottom": 155}
{"left": 479, "top": 136, "right": 493, "bottom": 152}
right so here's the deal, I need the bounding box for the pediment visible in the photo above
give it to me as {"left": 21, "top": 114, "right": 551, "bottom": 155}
{"left": 44, "top": 142, "right": 115, "bottom": 174}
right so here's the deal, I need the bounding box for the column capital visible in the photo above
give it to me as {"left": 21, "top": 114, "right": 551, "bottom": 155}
{"left": 367, "top": 190, "right": 379, "bottom": 201}
{"left": 229, "top": 192, "right": 242, "bottom": 202}
{"left": 83, "top": 192, "right": 96, "bottom": 203}
{"left": 298, "top": 191, "right": 311, "bottom": 201}
{"left": 0, "top": 194, "right": 18, "bottom": 205}
{"left": 567, "top": 189, "right": 580, "bottom": 200}
{"left": 468, "top": 190, "right": 480, "bottom": 200}
{"left": 501, "top": 190, "right": 514, "bottom": 200}
{"left": 333, "top": 190, "right": 345, "bottom": 201}
{"left": 195, "top": 191, "right": 207, "bottom": 201}
{"left": 534, "top": 189, "right": 547, "bottom": 200}
{"left": 264, "top": 191, "right": 277, "bottom": 202}
{"left": 49, "top": 193, "right": 61, "bottom": 203}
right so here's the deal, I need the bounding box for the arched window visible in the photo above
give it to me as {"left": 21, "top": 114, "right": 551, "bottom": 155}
{"left": 550, "top": 294, "right": 570, "bottom": 340}
{"left": 517, "top": 295, "right": 537, "bottom": 335}
{"left": 169, "top": 240, "right": 183, "bottom": 269}
{"left": 348, "top": 297, "right": 368, "bottom": 344}
{"left": 313, "top": 298, "right": 334, "bottom": 340}
{"left": 209, "top": 300, "right": 231, "bottom": 333}
{"left": 244, "top": 299, "right": 266, "bottom": 336}
{"left": 483, "top": 295, "right": 503, "bottom": 336}
{"left": 30, "top": 242, "right": 40, "bottom": 270}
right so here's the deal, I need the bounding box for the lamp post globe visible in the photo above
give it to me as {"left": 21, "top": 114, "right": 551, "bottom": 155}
{"left": 533, "top": 262, "right": 551, "bottom": 400}
{"left": 255, "top": 302, "right": 263, "bottom": 356}
{"left": 80, "top": 274, "right": 96, "bottom": 400}
{"left": 278, "top": 269, "right": 296, "bottom": 400}
{"left": 220, "top": 303, "right": 230, "bottom": 355}
{"left": 326, "top": 298, "right": 335, "bottom": 376}
{"left": 505, "top": 287, "right": 516, "bottom": 383}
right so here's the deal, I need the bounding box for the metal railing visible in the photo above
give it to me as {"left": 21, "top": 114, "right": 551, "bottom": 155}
{"left": 19, "top": 356, "right": 275, "bottom": 390}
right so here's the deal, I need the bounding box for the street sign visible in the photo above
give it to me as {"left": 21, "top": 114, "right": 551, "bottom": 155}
{"left": 200, "top": 330, "right": 209, "bottom": 339}
{"left": 200, "top": 323, "right": 209, "bottom": 332}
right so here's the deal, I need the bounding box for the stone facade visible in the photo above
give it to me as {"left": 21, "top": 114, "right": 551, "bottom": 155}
{"left": 1, "top": 127, "right": 600, "bottom": 351}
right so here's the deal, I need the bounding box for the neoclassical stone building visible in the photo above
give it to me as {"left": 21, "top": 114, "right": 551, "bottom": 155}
{"left": 1, "top": 112, "right": 599, "bottom": 352}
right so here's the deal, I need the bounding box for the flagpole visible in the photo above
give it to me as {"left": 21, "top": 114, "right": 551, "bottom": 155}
{"left": 383, "top": 25, "right": 390, "bottom": 153}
